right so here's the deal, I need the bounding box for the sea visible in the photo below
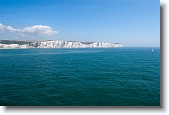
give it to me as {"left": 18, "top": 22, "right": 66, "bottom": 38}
{"left": 0, "top": 47, "right": 160, "bottom": 106}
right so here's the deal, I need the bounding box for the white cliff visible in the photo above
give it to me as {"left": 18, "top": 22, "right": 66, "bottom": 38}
{"left": 0, "top": 40, "right": 122, "bottom": 49}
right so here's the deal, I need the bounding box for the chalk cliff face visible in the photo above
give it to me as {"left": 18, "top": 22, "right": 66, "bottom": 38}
{"left": 0, "top": 40, "right": 122, "bottom": 49}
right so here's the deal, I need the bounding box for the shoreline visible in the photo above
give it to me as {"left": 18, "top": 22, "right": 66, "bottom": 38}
{"left": 0, "top": 40, "right": 123, "bottom": 49}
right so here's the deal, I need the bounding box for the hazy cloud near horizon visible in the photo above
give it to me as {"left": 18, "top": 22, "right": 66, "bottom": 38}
{"left": 0, "top": 23, "right": 5, "bottom": 32}
{"left": 0, "top": 23, "right": 58, "bottom": 37}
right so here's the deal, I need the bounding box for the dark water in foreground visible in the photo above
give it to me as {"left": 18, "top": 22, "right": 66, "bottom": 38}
{"left": 0, "top": 48, "right": 160, "bottom": 106}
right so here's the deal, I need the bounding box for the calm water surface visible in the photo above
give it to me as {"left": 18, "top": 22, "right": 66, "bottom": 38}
{"left": 0, "top": 48, "right": 160, "bottom": 106}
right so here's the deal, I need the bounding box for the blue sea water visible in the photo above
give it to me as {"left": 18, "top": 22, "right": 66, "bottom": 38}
{"left": 0, "top": 48, "right": 160, "bottom": 106}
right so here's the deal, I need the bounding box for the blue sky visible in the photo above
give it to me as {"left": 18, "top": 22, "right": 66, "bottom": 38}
{"left": 0, "top": 0, "right": 160, "bottom": 47}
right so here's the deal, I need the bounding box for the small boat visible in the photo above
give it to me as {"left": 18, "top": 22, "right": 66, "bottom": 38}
{"left": 152, "top": 49, "right": 154, "bottom": 52}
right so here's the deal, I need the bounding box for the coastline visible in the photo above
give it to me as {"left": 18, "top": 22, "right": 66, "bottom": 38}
{"left": 0, "top": 40, "right": 122, "bottom": 49}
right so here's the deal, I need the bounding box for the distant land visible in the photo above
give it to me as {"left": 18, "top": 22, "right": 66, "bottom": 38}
{"left": 0, "top": 40, "right": 122, "bottom": 49}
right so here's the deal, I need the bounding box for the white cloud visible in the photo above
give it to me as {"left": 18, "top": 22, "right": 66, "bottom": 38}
{"left": 0, "top": 23, "right": 5, "bottom": 32}
{"left": 6, "top": 26, "right": 18, "bottom": 32}
{"left": 1, "top": 23, "right": 58, "bottom": 37}
{"left": 6, "top": 25, "right": 58, "bottom": 36}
